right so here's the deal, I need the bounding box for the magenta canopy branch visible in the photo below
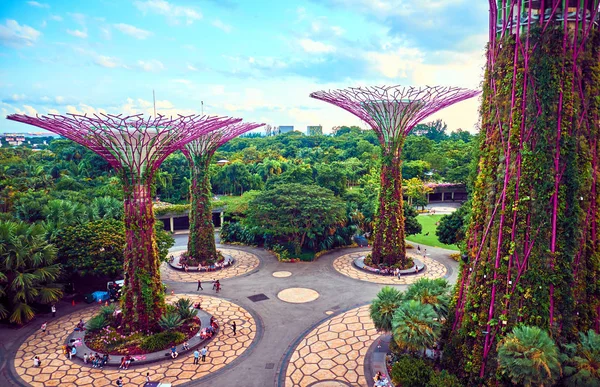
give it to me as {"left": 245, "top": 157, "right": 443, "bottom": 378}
{"left": 181, "top": 121, "right": 265, "bottom": 264}
{"left": 6, "top": 112, "right": 241, "bottom": 332}
{"left": 311, "top": 85, "right": 479, "bottom": 267}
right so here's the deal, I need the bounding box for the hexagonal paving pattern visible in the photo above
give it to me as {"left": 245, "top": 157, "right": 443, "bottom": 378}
{"left": 14, "top": 294, "right": 257, "bottom": 386}
{"left": 333, "top": 251, "right": 447, "bottom": 285}
{"left": 284, "top": 305, "right": 378, "bottom": 387}
{"left": 161, "top": 248, "right": 260, "bottom": 282}
{"left": 277, "top": 288, "right": 320, "bottom": 303}
{"left": 272, "top": 271, "right": 292, "bottom": 278}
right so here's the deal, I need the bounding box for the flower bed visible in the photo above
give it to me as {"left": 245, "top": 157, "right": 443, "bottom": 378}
{"left": 84, "top": 299, "right": 202, "bottom": 355}
{"left": 364, "top": 254, "right": 414, "bottom": 270}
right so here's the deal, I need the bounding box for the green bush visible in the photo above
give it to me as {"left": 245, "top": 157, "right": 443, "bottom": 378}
{"left": 426, "top": 370, "right": 462, "bottom": 387}
{"left": 158, "top": 312, "right": 183, "bottom": 330}
{"left": 86, "top": 315, "right": 109, "bottom": 332}
{"left": 390, "top": 355, "right": 433, "bottom": 387}
{"left": 174, "top": 298, "right": 198, "bottom": 321}
{"left": 140, "top": 331, "right": 186, "bottom": 352}
{"left": 98, "top": 304, "right": 117, "bottom": 319}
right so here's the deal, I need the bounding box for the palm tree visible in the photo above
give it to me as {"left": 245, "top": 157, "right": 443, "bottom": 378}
{"left": 0, "top": 221, "right": 63, "bottom": 324}
{"left": 42, "top": 199, "right": 88, "bottom": 240}
{"left": 403, "top": 278, "right": 451, "bottom": 320}
{"left": 392, "top": 300, "right": 441, "bottom": 356}
{"left": 370, "top": 286, "right": 404, "bottom": 333}
{"left": 88, "top": 196, "right": 123, "bottom": 221}
{"left": 562, "top": 330, "right": 600, "bottom": 386}
{"left": 497, "top": 325, "right": 562, "bottom": 387}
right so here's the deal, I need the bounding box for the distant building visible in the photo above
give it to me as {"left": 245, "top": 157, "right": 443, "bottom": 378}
{"left": 307, "top": 125, "right": 323, "bottom": 136}
{"left": 3, "top": 133, "right": 25, "bottom": 146}
{"left": 278, "top": 125, "right": 294, "bottom": 134}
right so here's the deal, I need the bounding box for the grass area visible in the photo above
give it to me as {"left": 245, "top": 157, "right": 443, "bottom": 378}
{"left": 406, "top": 214, "right": 459, "bottom": 251}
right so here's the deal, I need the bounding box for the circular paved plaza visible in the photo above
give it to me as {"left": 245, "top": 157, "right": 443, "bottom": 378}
{"left": 160, "top": 248, "right": 260, "bottom": 282}
{"left": 12, "top": 294, "right": 257, "bottom": 387}
{"left": 333, "top": 251, "right": 448, "bottom": 285}
{"left": 3, "top": 242, "right": 456, "bottom": 387}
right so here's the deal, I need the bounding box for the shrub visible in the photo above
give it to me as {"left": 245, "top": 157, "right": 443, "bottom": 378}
{"left": 140, "top": 331, "right": 186, "bottom": 352}
{"left": 86, "top": 315, "right": 109, "bottom": 332}
{"left": 426, "top": 370, "right": 462, "bottom": 387}
{"left": 158, "top": 312, "right": 183, "bottom": 331}
{"left": 174, "top": 298, "right": 198, "bottom": 321}
{"left": 390, "top": 355, "right": 433, "bottom": 387}
{"left": 99, "top": 304, "right": 117, "bottom": 319}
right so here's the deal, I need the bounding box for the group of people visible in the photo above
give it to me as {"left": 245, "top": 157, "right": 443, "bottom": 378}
{"left": 374, "top": 371, "right": 391, "bottom": 386}
{"left": 118, "top": 354, "right": 134, "bottom": 369}
{"left": 83, "top": 352, "right": 110, "bottom": 368}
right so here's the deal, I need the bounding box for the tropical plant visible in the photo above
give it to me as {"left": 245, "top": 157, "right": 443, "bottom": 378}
{"left": 562, "top": 330, "right": 600, "bottom": 386}
{"left": 425, "top": 370, "right": 463, "bottom": 387}
{"left": 390, "top": 354, "right": 433, "bottom": 387}
{"left": 392, "top": 300, "right": 440, "bottom": 356}
{"left": 370, "top": 286, "right": 403, "bottom": 333}
{"left": 497, "top": 325, "right": 561, "bottom": 387}
{"left": 158, "top": 312, "right": 184, "bottom": 331}
{"left": 140, "top": 331, "right": 186, "bottom": 352}
{"left": 174, "top": 298, "right": 198, "bottom": 321}
{"left": 98, "top": 304, "right": 117, "bottom": 319}
{"left": 86, "top": 315, "right": 109, "bottom": 332}
{"left": 0, "top": 220, "right": 63, "bottom": 324}
{"left": 403, "top": 278, "right": 451, "bottom": 320}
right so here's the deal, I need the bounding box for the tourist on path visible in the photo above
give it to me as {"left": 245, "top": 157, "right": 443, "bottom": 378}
{"left": 51, "top": 305, "right": 56, "bottom": 317}
{"left": 232, "top": 321, "right": 236, "bottom": 335}
{"left": 193, "top": 349, "right": 200, "bottom": 365}
{"left": 197, "top": 280, "right": 203, "bottom": 291}
{"left": 33, "top": 355, "right": 41, "bottom": 367}
{"left": 212, "top": 279, "right": 217, "bottom": 290}
{"left": 69, "top": 346, "right": 76, "bottom": 360}
{"left": 116, "top": 376, "right": 123, "bottom": 387}
{"left": 170, "top": 345, "right": 179, "bottom": 359}
{"left": 40, "top": 322, "right": 47, "bottom": 335}
{"left": 200, "top": 346, "right": 208, "bottom": 362}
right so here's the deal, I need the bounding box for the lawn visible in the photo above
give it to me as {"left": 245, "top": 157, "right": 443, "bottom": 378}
{"left": 406, "top": 214, "right": 459, "bottom": 251}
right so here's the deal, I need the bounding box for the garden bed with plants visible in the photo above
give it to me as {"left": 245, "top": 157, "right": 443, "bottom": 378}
{"left": 83, "top": 298, "right": 203, "bottom": 356}
{"left": 356, "top": 254, "right": 423, "bottom": 275}
{"left": 168, "top": 250, "right": 234, "bottom": 271}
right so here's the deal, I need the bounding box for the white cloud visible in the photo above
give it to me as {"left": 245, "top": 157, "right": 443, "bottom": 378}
{"left": 50, "top": 15, "right": 63, "bottom": 22}
{"left": 211, "top": 85, "right": 225, "bottom": 95}
{"left": 55, "top": 96, "right": 65, "bottom": 103}
{"left": 365, "top": 46, "right": 423, "bottom": 78}
{"left": 69, "top": 13, "right": 86, "bottom": 26}
{"left": 66, "top": 103, "right": 106, "bottom": 116}
{"left": 67, "top": 29, "right": 87, "bottom": 38}
{"left": 23, "top": 105, "right": 38, "bottom": 115}
{"left": 47, "top": 108, "right": 60, "bottom": 115}
{"left": 27, "top": 1, "right": 50, "bottom": 8}
{"left": 173, "top": 79, "right": 191, "bottom": 85}
{"left": 134, "top": 0, "right": 202, "bottom": 25}
{"left": 138, "top": 59, "right": 165, "bottom": 72}
{"left": 100, "top": 27, "right": 111, "bottom": 40}
{"left": 114, "top": 23, "right": 152, "bottom": 39}
{"left": 212, "top": 19, "right": 232, "bottom": 33}
{"left": 187, "top": 64, "right": 198, "bottom": 71}
{"left": 0, "top": 20, "right": 41, "bottom": 47}
{"left": 299, "top": 38, "right": 335, "bottom": 53}
{"left": 95, "top": 55, "right": 120, "bottom": 68}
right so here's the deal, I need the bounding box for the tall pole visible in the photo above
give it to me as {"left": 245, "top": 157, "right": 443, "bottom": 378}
{"left": 201, "top": 101, "right": 204, "bottom": 115}
{"left": 153, "top": 90, "right": 156, "bottom": 117}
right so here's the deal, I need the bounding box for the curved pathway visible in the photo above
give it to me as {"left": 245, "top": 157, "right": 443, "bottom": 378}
{"left": 161, "top": 248, "right": 260, "bottom": 282}
{"left": 12, "top": 294, "right": 257, "bottom": 387}
{"left": 333, "top": 251, "right": 448, "bottom": 285}
{"left": 2, "top": 240, "right": 458, "bottom": 387}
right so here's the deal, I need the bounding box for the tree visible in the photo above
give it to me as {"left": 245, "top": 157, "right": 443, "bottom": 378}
{"left": 562, "top": 330, "right": 600, "bottom": 386}
{"left": 436, "top": 205, "right": 468, "bottom": 246}
{"left": 404, "top": 205, "right": 422, "bottom": 236}
{"left": 404, "top": 178, "right": 432, "bottom": 210}
{"left": 246, "top": 183, "right": 346, "bottom": 254}
{"left": 392, "top": 300, "right": 441, "bottom": 356}
{"left": 402, "top": 160, "right": 431, "bottom": 180}
{"left": 497, "top": 326, "right": 561, "bottom": 387}
{"left": 0, "top": 221, "right": 63, "bottom": 324}
{"left": 403, "top": 278, "right": 451, "bottom": 320}
{"left": 370, "top": 286, "right": 404, "bottom": 333}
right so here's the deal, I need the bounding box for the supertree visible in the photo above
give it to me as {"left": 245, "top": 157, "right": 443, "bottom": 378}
{"left": 181, "top": 122, "right": 264, "bottom": 264}
{"left": 447, "top": 1, "right": 600, "bottom": 382}
{"left": 6, "top": 112, "right": 240, "bottom": 331}
{"left": 310, "top": 86, "right": 479, "bottom": 267}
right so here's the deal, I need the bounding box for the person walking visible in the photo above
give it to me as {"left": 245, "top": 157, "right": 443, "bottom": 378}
{"left": 116, "top": 376, "right": 123, "bottom": 387}
{"left": 212, "top": 279, "right": 217, "bottom": 290}
{"left": 231, "top": 321, "right": 236, "bottom": 336}
{"left": 215, "top": 280, "right": 221, "bottom": 293}
{"left": 40, "top": 322, "right": 47, "bottom": 335}
{"left": 33, "top": 355, "right": 41, "bottom": 367}
{"left": 193, "top": 349, "right": 200, "bottom": 365}
{"left": 51, "top": 305, "right": 56, "bottom": 317}
{"left": 200, "top": 346, "right": 208, "bottom": 362}
{"left": 197, "top": 280, "right": 203, "bottom": 291}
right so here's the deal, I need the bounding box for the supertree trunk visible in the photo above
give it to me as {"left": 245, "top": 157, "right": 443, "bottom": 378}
{"left": 187, "top": 153, "right": 217, "bottom": 263}
{"left": 372, "top": 147, "right": 406, "bottom": 266}
{"left": 121, "top": 181, "right": 164, "bottom": 331}
{"left": 446, "top": 1, "right": 600, "bottom": 383}
{"left": 310, "top": 85, "right": 479, "bottom": 267}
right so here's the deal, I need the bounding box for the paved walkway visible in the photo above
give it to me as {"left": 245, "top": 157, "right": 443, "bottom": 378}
{"left": 1, "top": 240, "right": 459, "bottom": 387}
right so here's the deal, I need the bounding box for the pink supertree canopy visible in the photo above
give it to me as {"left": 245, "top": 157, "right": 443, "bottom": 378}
{"left": 6, "top": 112, "right": 241, "bottom": 182}
{"left": 182, "top": 121, "right": 265, "bottom": 160}
{"left": 310, "top": 85, "right": 480, "bottom": 147}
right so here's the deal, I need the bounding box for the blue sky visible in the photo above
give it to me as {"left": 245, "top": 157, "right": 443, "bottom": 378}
{"left": 0, "top": 0, "right": 489, "bottom": 134}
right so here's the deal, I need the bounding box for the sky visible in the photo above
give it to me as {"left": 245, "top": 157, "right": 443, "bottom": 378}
{"left": 0, "top": 0, "right": 489, "bottom": 134}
